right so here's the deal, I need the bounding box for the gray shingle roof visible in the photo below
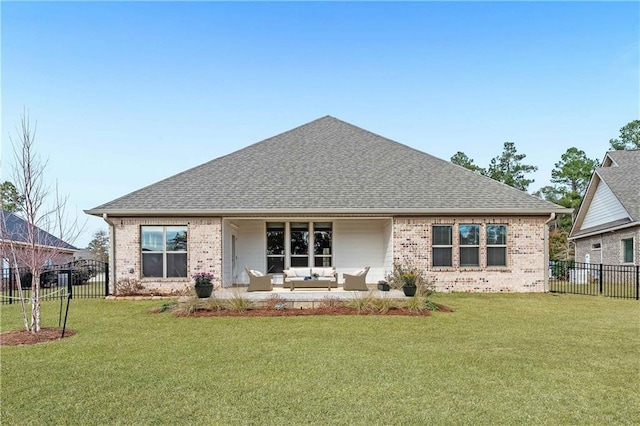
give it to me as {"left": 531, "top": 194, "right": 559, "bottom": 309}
{"left": 87, "top": 116, "right": 566, "bottom": 215}
{"left": 597, "top": 149, "right": 640, "bottom": 221}
{"left": 1, "top": 209, "right": 77, "bottom": 250}
{"left": 570, "top": 149, "right": 640, "bottom": 238}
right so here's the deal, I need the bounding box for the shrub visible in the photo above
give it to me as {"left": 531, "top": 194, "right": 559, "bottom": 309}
{"left": 262, "top": 294, "right": 286, "bottom": 310}
{"left": 345, "top": 294, "right": 376, "bottom": 313}
{"left": 402, "top": 295, "right": 429, "bottom": 313}
{"left": 149, "top": 301, "right": 178, "bottom": 313}
{"left": 224, "top": 292, "right": 253, "bottom": 312}
{"left": 369, "top": 296, "right": 396, "bottom": 314}
{"left": 115, "top": 278, "right": 145, "bottom": 296}
{"left": 386, "top": 262, "right": 434, "bottom": 296}
{"left": 317, "top": 297, "right": 344, "bottom": 309}
{"left": 172, "top": 298, "right": 207, "bottom": 317}
{"left": 205, "top": 295, "right": 225, "bottom": 311}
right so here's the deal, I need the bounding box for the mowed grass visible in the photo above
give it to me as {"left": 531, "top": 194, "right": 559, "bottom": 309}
{"left": 1, "top": 293, "right": 638, "bottom": 425}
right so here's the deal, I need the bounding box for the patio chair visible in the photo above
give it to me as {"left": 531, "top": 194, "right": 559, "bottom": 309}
{"left": 245, "top": 267, "right": 274, "bottom": 292}
{"left": 343, "top": 266, "right": 370, "bottom": 291}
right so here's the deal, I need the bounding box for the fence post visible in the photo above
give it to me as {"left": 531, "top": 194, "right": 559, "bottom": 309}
{"left": 67, "top": 268, "right": 73, "bottom": 300}
{"left": 104, "top": 262, "right": 109, "bottom": 297}
{"left": 8, "top": 267, "right": 13, "bottom": 305}
{"left": 599, "top": 264, "right": 603, "bottom": 295}
{"left": 636, "top": 265, "right": 640, "bottom": 300}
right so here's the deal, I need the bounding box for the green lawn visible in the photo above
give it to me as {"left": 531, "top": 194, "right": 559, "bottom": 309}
{"left": 1, "top": 294, "right": 639, "bottom": 425}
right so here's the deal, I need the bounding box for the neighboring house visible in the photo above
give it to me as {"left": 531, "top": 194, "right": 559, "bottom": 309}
{"left": 86, "top": 116, "right": 568, "bottom": 293}
{"left": 74, "top": 248, "right": 103, "bottom": 262}
{"left": 569, "top": 149, "right": 640, "bottom": 266}
{"left": 0, "top": 209, "right": 77, "bottom": 269}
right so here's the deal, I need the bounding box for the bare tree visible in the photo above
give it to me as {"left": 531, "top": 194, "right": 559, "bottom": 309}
{"left": 0, "top": 110, "right": 84, "bottom": 333}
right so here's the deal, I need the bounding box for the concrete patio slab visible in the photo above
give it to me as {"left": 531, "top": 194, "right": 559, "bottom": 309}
{"left": 215, "top": 286, "right": 405, "bottom": 301}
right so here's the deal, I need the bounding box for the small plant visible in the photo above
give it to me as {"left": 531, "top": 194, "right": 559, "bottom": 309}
{"left": 318, "top": 297, "right": 344, "bottom": 309}
{"left": 115, "top": 278, "right": 145, "bottom": 296}
{"left": 423, "top": 299, "right": 441, "bottom": 311}
{"left": 377, "top": 279, "right": 390, "bottom": 291}
{"left": 386, "top": 262, "right": 435, "bottom": 296}
{"left": 149, "top": 301, "right": 178, "bottom": 313}
{"left": 172, "top": 298, "right": 207, "bottom": 317}
{"left": 345, "top": 293, "right": 376, "bottom": 313}
{"left": 311, "top": 272, "right": 320, "bottom": 279}
{"left": 192, "top": 272, "right": 215, "bottom": 285}
{"left": 224, "top": 291, "right": 253, "bottom": 312}
{"left": 262, "top": 294, "right": 286, "bottom": 310}
{"left": 369, "top": 296, "right": 396, "bottom": 314}
{"left": 403, "top": 295, "right": 429, "bottom": 313}
{"left": 205, "top": 294, "right": 224, "bottom": 311}
{"left": 386, "top": 262, "right": 420, "bottom": 288}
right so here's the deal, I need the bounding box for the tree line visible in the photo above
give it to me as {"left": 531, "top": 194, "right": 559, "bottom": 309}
{"left": 450, "top": 119, "right": 638, "bottom": 260}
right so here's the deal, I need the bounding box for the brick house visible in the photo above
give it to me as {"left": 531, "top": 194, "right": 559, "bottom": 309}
{"left": 86, "top": 116, "right": 568, "bottom": 294}
{"left": 569, "top": 149, "right": 639, "bottom": 266}
{"left": 1, "top": 208, "right": 76, "bottom": 270}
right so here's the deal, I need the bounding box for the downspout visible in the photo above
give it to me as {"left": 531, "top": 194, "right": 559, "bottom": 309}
{"left": 543, "top": 213, "right": 556, "bottom": 293}
{"left": 102, "top": 213, "right": 116, "bottom": 295}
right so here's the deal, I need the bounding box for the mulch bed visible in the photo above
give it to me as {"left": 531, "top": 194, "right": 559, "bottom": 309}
{"left": 0, "top": 327, "right": 76, "bottom": 346}
{"left": 2, "top": 304, "right": 452, "bottom": 345}
{"left": 179, "top": 303, "right": 453, "bottom": 317}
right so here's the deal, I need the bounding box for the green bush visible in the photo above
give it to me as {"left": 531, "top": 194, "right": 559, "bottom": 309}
{"left": 386, "top": 262, "right": 434, "bottom": 297}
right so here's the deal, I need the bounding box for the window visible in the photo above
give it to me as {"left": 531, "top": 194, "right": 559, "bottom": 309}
{"left": 432, "top": 225, "right": 453, "bottom": 267}
{"left": 459, "top": 224, "right": 480, "bottom": 267}
{"left": 486, "top": 225, "right": 507, "bottom": 267}
{"left": 290, "top": 222, "right": 309, "bottom": 267}
{"left": 313, "top": 222, "right": 332, "bottom": 267}
{"left": 266, "top": 222, "right": 285, "bottom": 273}
{"left": 622, "top": 238, "right": 634, "bottom": 263}
{"left": 141, "top": 226, "right": 187, "bottom": 278}
{"left": 267, "top": 221, "right": 333, "bottom": 270}
{"left": 591, "top": 243, "right": 601, "bottom": 250}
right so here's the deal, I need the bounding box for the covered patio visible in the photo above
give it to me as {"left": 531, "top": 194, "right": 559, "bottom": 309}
{"left": 221, "top": 217, "right": 393, "bottom": 287}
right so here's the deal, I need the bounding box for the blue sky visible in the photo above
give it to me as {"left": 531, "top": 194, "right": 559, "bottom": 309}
{"left": 1, "top": 1, "right": 638, "bottom": 247}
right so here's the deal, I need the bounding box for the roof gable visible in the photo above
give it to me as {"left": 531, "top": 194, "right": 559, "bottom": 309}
{"left": 581, "top": 178, "right": 629, "bottom": 229}
{"left": 87, "top": 116, "right": 566, "bottom": 216}
{"left": 570, "top": 149, "right": 640, "bottom": 238}
{"left": 0, "top": 209, "right": 77, "bottom": 250}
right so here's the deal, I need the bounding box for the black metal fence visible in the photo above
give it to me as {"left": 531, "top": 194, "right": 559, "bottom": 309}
{"left": 1, "top": 260, "right": 109, "bottom": 305}
{"left": 549, "top": 261, "right": 639, "bottom": 300}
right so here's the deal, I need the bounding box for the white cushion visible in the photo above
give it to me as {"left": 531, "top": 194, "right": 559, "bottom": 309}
{"left": 353, "top": 268, "right": 366, "bottom": 276}
{"left": 310, "top": 268, "right": 334, "bottom": 277}
{"left": 250, "top": 270, "right": 263, "bottom": 277}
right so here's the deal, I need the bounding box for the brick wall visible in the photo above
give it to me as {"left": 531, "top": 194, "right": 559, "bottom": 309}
{"left": 393, "top": 216, "right": 548, "bottom": 292}
{"left": 110, "top": 217, "right": 222, "bottom": 294}
{"left": 109, "top": 215, "right": 550, "bottom": 294}
{"left": 574, "top": 226, "right": 640, "bottom": 266}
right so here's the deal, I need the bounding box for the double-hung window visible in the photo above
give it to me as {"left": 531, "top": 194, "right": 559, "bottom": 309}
{"left": 141, "top": 226, "right": 187, "bottom": 278}
{"left": 486, "top": 225, "right": 507, "bottom": 267}
{"left": 432, "top": 225, "right": 453, "bottom": 267}
{"left": 459, "top": 224, "right": 480, "bottom": 267}
{"left": 622, "top": 238, "right": 634, "bottom": 263}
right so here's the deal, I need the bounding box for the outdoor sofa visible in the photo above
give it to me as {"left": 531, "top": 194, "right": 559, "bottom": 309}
{"left": 283, "top": 267, "right": 337, "bottom": 290}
